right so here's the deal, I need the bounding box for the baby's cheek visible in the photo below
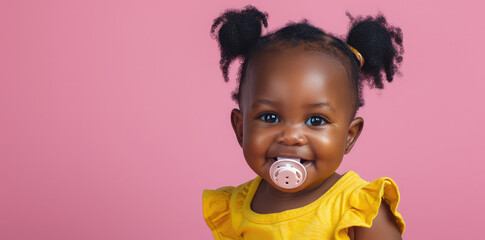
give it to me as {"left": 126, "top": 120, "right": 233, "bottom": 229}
{"left": 243, "top": 130, "right": 273, "bottom": 163}
{"left": 314, "top": 134, "right": 346, "bottom": 157}
{"left": 243, "top": 127, "right": 273, "bottom": 149}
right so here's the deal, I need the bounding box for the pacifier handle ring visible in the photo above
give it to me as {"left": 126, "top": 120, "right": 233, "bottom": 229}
{"left": 269, "top": 158, "right": 307, "bottom": 189}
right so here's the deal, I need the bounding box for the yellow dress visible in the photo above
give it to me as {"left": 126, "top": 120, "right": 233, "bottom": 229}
{"left": 202, "top": 170, "right": 405, "bottom": 240}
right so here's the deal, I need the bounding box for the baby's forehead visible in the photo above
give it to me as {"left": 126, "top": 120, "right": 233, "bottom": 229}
{"left": 242, "top": 49, "right": 352, "bottom": 101}
{"left": 250, "top": 41, "right": 351, "bottom": 74}
{"left": 246, "top": 46, "right": 350, "bottom": 87}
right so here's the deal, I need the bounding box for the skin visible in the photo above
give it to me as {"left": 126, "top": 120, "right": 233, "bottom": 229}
{"left": 230, "top": 44, "right": 402, "bottom": 240}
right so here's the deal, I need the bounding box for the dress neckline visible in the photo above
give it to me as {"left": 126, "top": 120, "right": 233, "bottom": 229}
{"left": 242, "top": 170, "right": 358, "bottom": 223}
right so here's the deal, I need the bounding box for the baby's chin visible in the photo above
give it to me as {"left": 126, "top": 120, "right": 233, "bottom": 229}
{"left": 261, "top": 176, "right": 315, "bottom": 194}
{"left": 258, "top": 169, "right": 335, "bottom": 195}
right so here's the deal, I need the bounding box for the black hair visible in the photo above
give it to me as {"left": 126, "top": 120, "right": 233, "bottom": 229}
{"left": 210, "top": 5, "right": 404, "bottom": 117}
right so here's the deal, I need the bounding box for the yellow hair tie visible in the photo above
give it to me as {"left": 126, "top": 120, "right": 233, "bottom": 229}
{"left": 347, "top": 44, "right": 365, "bottom": 69}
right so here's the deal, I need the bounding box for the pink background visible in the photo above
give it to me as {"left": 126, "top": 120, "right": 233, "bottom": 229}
{"left": 1, "top": 0, "right": 483, "bottom": 239}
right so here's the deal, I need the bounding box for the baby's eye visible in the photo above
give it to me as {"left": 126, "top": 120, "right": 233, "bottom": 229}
{"left": 306, "top": 115, "right": 327, "bottom": 126}
{"left": 258, "top": 113, "right": 279, "bottom": 123}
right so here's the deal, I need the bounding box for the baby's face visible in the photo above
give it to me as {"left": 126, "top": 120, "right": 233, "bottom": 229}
{"left": 231, "top": 46, "right": 363, "bottom": 193}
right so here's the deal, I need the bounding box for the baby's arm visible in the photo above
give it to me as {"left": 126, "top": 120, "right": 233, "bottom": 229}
{"left": 348, "top": 198, "right": 402, "bottom": 240}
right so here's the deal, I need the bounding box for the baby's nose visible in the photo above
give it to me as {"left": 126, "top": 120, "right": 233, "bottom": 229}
{"left": 276, "top": 125, "right": 307, "bottom": 145}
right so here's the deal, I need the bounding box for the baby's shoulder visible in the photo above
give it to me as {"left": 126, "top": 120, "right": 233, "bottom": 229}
{"left": 333, "top": 172, "right": 406, "bottom": 239}
{"left": 202, "top": 177, "right": 256, "bottom": 205}
{"left": 202, "top": 178, "right": 258, "bottom": 239}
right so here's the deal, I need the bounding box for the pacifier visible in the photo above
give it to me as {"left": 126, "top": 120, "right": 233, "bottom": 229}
{"left": 269, "top": 157, "right": 307, "bottom": 189}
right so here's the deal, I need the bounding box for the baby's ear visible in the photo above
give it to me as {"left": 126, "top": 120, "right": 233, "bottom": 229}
{"left": 345, "top": 117, "right": 364, "bottom": 154}
{"left": 231, "top": 108, "right": 244, "bottom": 147}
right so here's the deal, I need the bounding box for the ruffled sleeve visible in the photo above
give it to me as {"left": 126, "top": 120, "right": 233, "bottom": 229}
{"left": 334, "top": 177, "right": 406, "bottom": 239}
{"left": 202, "top": 186, "right": 241, "bottom": 240}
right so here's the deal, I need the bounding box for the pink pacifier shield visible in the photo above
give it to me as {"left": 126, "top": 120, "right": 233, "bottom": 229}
{"left": 269, "top": 158, "right": 307, "bottom": 189}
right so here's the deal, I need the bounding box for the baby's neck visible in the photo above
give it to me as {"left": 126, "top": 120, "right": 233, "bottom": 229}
{"left": 251, "top": 172, "right": 343, "bottom": 214}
